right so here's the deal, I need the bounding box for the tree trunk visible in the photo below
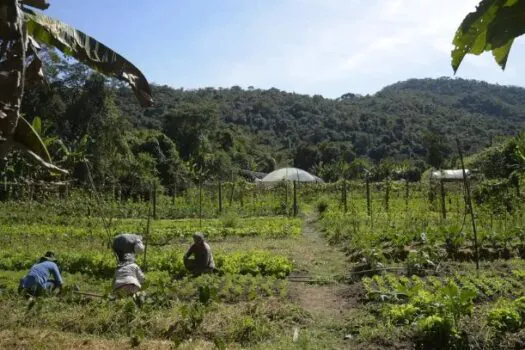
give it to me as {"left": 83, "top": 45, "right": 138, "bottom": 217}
{"left": 0, "top": 0, "right": 26, "bottom": 170}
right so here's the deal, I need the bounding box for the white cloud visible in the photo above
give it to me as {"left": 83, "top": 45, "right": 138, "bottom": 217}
{"left": 209, "top": 0, "right": 504, "bottom": 96}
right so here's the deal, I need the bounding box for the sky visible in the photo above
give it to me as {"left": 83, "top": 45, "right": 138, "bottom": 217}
{"left": 45, "top": 0, "right": 525, "bottom": 98}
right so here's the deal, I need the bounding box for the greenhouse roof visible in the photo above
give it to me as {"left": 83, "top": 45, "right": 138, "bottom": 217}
{"left": 431, "top": 169, "right": 471, "bottom": 180}
{"left": 260, "top": 167, "right": 324, "bottom": 183}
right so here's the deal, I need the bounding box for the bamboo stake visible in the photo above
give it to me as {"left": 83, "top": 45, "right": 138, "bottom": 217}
{"left": 143, "top": 207, "right": 152, "bottom": 272}
{"left": 440, "top": 179, "right": 447, "bottom": 220}
{"left": 84, "top": 161, "right": 118, "bottom": 263}
{"left": 457, "top": 138, "right": 479, "bottom": 270}
{"left": 293, "top": 180, "right": 298, "bottom": 217}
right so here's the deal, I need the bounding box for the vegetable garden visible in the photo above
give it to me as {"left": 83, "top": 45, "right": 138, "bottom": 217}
{"left": 2, "top": 177, "right": 525, "bottom": 349}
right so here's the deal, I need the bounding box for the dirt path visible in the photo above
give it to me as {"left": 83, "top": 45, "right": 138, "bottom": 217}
{"left": 288, "top": 215, "right": 355, "bottom": 320}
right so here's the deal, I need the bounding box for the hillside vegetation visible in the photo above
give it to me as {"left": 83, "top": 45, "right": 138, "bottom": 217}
{"left": 12, "top": 56, "right": 525, "bottom": 194}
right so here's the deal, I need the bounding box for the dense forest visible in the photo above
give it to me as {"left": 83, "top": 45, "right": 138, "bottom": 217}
{"left": 7, "top": 52, "right": 525, "bottom": 195}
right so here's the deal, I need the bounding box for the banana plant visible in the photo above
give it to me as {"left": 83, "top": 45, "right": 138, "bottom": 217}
{"left": 452, "top": 0, "right": 525, "bottom": 72}
{"left": 0, "top": 0, "right": 152, "bottom": 174}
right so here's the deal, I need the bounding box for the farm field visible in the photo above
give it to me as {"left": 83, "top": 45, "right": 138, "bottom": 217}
{"left": 1, "top": 180, "right": 525, "bottom": 349}
{"left": 3, "top": 0, "right": 525, "bottom": 348}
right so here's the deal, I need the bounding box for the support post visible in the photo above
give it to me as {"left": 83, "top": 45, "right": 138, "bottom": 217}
{"left": 385, "top": 179, "right": 390, "bottom": 212}
{"left": 143, "top": 208, "right": 151, "bottom": 272}
{"left": 152, "top": 183, "right": 157, "bottom": 220}
{"left": 405, "top": 179, "right": 409, "bottom": 211}
{"left": 172, "top": 179, "right": 176, "bottom": 206}
{"left": 440, "top": 179, "right": 446, "bottom": 220}
{"left": 293, "top": 181, "right": 298, "bottom": 217}
{"left": 342, "top": 180, "right": 348, "bottom": 213}
{"left": 199, "top": 180, "right": 203, "bottom": 227}
{"left": 229, "top": 182, "right": 235, "bottom": 207}
{"left": 457, "top": 138, "right": 479, "bottom": 270}
{"left": 366, "top": 176, "right": 371, "bottom": 217}
{"left": 218, "top": 180, "right": 223, "bottom": 214}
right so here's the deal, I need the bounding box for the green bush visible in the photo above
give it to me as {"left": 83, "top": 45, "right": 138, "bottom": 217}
{"left": 487, "top": 305, "right": 521, "bottom": 332}
{"left": 315, "top": 197, "right": 329, "bottom": 215}
{"left": 220, "top": 212, "right": 239, "bottom": 229}
{"left": 415, "top": 315, "right": 453, "bottom": 349}
{"left": 513, "top": 296, "right": 525, "bottom": 316}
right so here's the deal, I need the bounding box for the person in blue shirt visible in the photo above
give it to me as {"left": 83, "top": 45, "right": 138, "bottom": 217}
{"left": 18, "top": 251, "right": 64, "bottom": 297}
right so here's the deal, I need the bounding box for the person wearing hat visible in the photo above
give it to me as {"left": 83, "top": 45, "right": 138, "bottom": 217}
{"left": 111, "top": 233, "right": 145, "bottom": 262}
{"left": 18, "top": 252, "right": 64, "bottom": 297}
{"left": 183, "top": 232, "right": 216, "bottom": 276}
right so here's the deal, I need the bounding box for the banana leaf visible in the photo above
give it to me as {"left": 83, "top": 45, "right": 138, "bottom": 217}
{"left": 13, "top": 116, "right": 67, "bottom": 174}
{"left": 452, "top": 0, "right": 525, "bottom": 72}
{"left": 20, "top": 0, "right": 50, "bottom": 10}
{"left": 24, "top": 11, "right": 153, "bottom": 107}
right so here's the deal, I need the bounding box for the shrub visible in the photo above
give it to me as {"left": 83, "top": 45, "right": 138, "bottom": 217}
{"left": 315, "top": 197, "right": 329, "bottom": 215}
{"left": 513, "top": 296, "right": 525, "bottom": 316}
{"left": 487, "top": 305, "right": 521, "bottom": 332}
{"left": 415, "top": 315, "right": 454, "bottom": 349}
{"left": 220, "top": 212, "right": 239, "bottom": 229}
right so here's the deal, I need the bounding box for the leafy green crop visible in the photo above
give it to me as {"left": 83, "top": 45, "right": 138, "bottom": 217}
{"left": 0, "top": 250, "right": 293, "bottom": 279}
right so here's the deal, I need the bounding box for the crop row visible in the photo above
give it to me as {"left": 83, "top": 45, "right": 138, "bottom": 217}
{"left": 0, "top": 216, "right": 301, "bottom": 242}
{"left": 363, "top": 271, "right": 525, "bottom": 303}
{"left": 360, "top": 272, "right": 525, "bottom": 347}
{"left": 0, "top": 250, "right": 293, "bottom": 279}
{"left": 0, "top": 270, "right": 288, "bottom": 304}
{"left": 142, "top": 272, "right": 289, "bottom": 304}
{"left": 322, "top": 210, "right": 525, "bottom": 263}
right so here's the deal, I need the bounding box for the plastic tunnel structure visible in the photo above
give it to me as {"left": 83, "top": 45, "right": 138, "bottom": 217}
{"left": 260, "top": 167, "right": 324, "bottom": 183}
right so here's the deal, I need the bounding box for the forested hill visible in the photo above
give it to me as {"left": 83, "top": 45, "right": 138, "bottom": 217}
{"left": 18, "top": 71, "right": 525, "bottom": 192}
{"left": 115, "top": 77, "right": 525, "bottom": 170}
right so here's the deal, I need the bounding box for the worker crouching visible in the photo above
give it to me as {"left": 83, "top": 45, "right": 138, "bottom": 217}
{"left": 184, "top": 232, "right": 218, "bottom": 276}
{"left": 18, "top": 251, "right": 64, "bottom": 298}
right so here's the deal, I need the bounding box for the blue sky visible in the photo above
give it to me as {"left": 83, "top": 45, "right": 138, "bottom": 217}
{"left": 46, "top": 0, "right": 525, "bottom": 98}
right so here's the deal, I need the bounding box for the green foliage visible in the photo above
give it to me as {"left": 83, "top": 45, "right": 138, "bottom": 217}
{"left": 415, "top": 315, "right": 454, "bottom": 349}
{"left": 0, "top": 249, "right": 292, "bottom": 279}
{"left": 220, "top": 211, "right": 240, "bottom": 229}
{"left": 452, "top": 0, "right": 525, "bottom": 72}
{"left": 406, "top": 251, "right": 435, "bottom": 277}
{"left": 487, "top": 304, "right": 521, "bottom": 332}
{"left": 386, "top": 304, "right": 420, "bottom": 325}
{"left": 315, "top": 196, "right": 330, "bottom": 216}
{"left": 15, "top": 68, "right": 525, "bottom": 187}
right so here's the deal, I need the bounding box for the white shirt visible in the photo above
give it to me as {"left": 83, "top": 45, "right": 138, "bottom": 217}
{"left": 112, "top": 263, "right": 145, "bottom": 290}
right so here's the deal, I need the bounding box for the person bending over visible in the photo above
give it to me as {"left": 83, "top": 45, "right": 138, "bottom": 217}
{"left": 112, "top": 233, "right": 145, "bottom": 262}
{"left": 18, "top": 251, "right": 64, "bottom": 297}
{"left": 112, "top": 253, "right": 145, "bottom": 297}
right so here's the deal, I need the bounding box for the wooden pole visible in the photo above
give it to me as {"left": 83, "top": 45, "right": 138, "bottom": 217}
{"left": 405, "top": 179, "right": 409, "bottom": 211}
{"left": 366, "top": 176, "right": 371, "bottom": 217}
{"left": 152, "top": 183, "right": 157, "bottom": 220}
{"left": 342, "top": 180, "right": 348, "bottom": 213}
{"left": 199, "top": 180, "right": 203, "bottom": 227}
{"left": 172, "top": 178, "right": 176, "bottom": 205}
{"left": 457, "top": 138, "right": 479, "bottom": 270}
{"left": 385, "top": 179, "right": 390, "bottom": 212}
{"left": 143, "top": 208, "right": 151, "bottom": 272}
{"left": 218, "top": 180, "right": 223, "bottom": 214}
{"left": 240, "top": 182, "right": 244, "bottom": 208}
{"left": 285, "top": 181, "right": 288, "bottom": 213}
{"left": 440, "top": 179, "right": 447, "bottom": 220}
{"left": 293, "top": 181, "right": 298, "bottom": 217}
{"left": 229, "top": 182, "right": 235, "bottom": 207}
